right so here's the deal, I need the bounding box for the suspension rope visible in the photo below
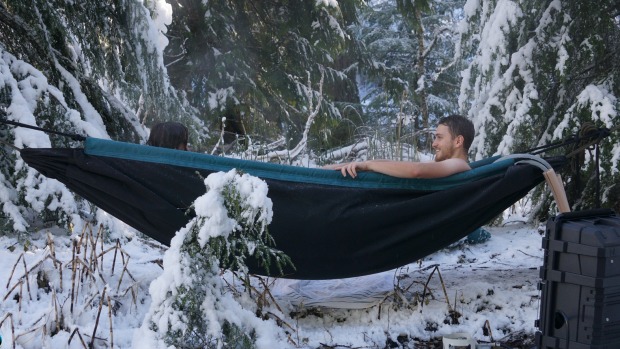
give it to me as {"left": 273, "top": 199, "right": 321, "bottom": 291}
{"left": 561, "top": 122, "right": 616, "bottom": 209}
{"left": 0, "top": 137, "right": 21, "bottom": 151}
{"left": 0, "top": 118, "right": 86, "bottom": 141}
{"left": 526, "top": 124, "right": 612, "bottom": 157}
{"left": 564, "top": 123, "right": 611, "bottom": 159}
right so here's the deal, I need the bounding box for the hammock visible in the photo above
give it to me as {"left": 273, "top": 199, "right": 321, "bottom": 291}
{"left": 19, "top": 137, "right": 564, "bottom": 280}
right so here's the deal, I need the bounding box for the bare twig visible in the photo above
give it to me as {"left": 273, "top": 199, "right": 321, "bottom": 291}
{"left": 90, "top": 286, "right": 106, "bottom": 348}
{"left": 484, "top": 319, "right": 495, "bottom": 342}
{"left": 420, "top": 265, "right": 452, "bottom": 312}
{"left": 68, "top": 327, "right": 88, "bottom": 348}
{"left": 107, "top": 292, "right": 114, "bottom": 349}
{"left": 6, "top": 253, "right": 24, "bottom": 289}
{"left": 70, "top": 239, "right": 78, "bottom": 314}
{"left": 256, "top": 277, "right": 284, "bottom": 314}
{"left": 0, "top": 313, "right": 16, "bottom": 349}
{"left": 3, "top": 278, "right": 22, "bottom": 302}
{"left": 51, "top": 289, "right": 60, "bottom": 334}
{"left": 255, "top": 68, "right": 325, "bottom": 162}
{"left": 211, "top": 117, "right": 227, "bottom": 155}
{"left": 115, "top": 256, "right": 131, "bottom": 293}
{"left": 111, "top": 240, "right": 120, "bottom": 275}
{"left": 47, "top": 233, "right": 63, "bottom": 293}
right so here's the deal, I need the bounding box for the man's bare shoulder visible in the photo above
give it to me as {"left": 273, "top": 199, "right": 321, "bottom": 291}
{"left": 440, "top": 158, "right": 471, "bottom": 169}
{"left": 427, "top": 158, "right": 471, "bottom": 177}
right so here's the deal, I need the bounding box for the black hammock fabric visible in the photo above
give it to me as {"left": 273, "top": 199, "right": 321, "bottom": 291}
{"left": 20, "top": 138, "right": 562, "bottom": 280}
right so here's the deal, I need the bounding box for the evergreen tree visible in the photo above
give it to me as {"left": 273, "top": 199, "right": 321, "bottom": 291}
{"left": 138, "top": 170, "right": 292, "bottom": 349}
{"left": 163, "top": 0, "right": 363, "bottom": 155}
{"left": 457, "top": 0, "right": 620, "bottom": 214}
{"left": 353, "top": 0, "right": 465, "bottom": 156}
{"left": 0, "top": 0, "right": 203, "bottom": 234}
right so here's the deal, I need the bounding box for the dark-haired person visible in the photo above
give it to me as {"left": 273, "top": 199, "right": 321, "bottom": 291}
{"left": 323, "top": 114, "right": 475, "bottom": 179}
{"left": 147, "top": 121, "right": 189, "bottom": 151}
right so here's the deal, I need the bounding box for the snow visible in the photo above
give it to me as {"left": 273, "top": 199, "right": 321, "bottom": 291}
{"left": 316, "top": 0, "right": 339, "bottom": 8}
{"left": 140, "top": 0, "right": 173, "bottom": 59}
{"left": 0, "top": 188, "right": 550, "bottom": 348}
{"left": 208, "top": 87, "right": 236, "bottom": 111}
{"left": 0, "top": 0, "right": 616, "bottom": 346}
{"left": 55, "top": 64, "right": 109, "bottom": 140}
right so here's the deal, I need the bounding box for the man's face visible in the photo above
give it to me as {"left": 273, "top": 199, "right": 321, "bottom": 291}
{"left": 432, "top": 124, "right": 457, "bottom": 162}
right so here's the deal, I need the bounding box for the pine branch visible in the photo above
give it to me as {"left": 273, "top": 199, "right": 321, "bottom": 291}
{"left": 421, "top": 26, "right": 451, "bottom": 59}
{"left": 0, "top": 1, "right": 54, "bottom": 72}
{"left": 254, "top": 68, "right": 325, "bottom": 162}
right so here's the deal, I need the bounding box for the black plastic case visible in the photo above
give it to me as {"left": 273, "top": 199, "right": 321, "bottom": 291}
{"left": 536, "top": 209, "right": 620, "bottom": 349}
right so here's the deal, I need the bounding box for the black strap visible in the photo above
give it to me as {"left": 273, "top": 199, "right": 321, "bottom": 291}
{"left": 525, "top": 126, "right": 611, "bottom": 156}
{"left": 0, "top": 118, "right": 86, "bottom": 141}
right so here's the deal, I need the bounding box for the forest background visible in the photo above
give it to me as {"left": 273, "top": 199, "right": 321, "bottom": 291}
{"left": 0, "top": 1, "right": 619, "bottom": 348}
{"left": 0, "top": 0, "right": 619, "bottom": 244}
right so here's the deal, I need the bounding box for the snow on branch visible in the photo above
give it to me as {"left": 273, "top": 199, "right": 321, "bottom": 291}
{"left": 254, "top": 68, "right": 325, "bottom": 163}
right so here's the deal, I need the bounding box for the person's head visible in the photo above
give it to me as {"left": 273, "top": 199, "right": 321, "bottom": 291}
{"left": 432, "top": 114, "right": 475, "bottom": 161}
{"left": 147, "top": 121, "right": 189, "bottom": 151}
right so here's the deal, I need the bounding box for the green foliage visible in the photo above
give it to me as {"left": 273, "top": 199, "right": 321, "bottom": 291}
{"left": 458, "top": 0, "right": 620, "bottom": 215}
{"left": 0, "top": 0, "right": 196, "bottom": 141}
{"left": 353, "top": 0, "right": 464, "bottom": 152}
{"left": 0, "top": 0, "right": 208, "bottom": 233}
{"left": 162, "top": 234, "right": 257, "bottom": 349}
{"left": 147, "top": 170, "right": 291, "bottom": 348}
{"left": 164, "top": 0, "right": 363, "bottom": 151}
{"left": 210, "top": 180, "right": 293, "bottom": 275}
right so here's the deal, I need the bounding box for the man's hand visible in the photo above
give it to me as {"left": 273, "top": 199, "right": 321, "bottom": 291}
{"left": 322, "top": 162, "right": 368, "bottom": 178}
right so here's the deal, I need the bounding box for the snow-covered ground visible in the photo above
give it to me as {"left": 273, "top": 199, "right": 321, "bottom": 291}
{"left": 0, "top": 217, "right": 547, "bottom": 348}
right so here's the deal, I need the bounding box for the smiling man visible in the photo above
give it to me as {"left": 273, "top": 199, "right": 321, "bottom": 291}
{"left": 323, "top": 114, "right": 475, "bottom": 179}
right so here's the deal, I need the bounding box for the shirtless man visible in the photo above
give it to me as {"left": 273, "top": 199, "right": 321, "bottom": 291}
{"left": 323, "top": 114, "right": 475, "bottom": 179}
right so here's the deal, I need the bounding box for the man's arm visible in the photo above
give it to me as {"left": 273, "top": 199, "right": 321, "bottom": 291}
{"left": 323, "top": 158, "right": 471, "bottom": 179}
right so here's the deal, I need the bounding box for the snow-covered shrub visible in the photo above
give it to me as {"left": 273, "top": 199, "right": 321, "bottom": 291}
{"left": 135, "top": 169, "right": 293, "bottom": 349}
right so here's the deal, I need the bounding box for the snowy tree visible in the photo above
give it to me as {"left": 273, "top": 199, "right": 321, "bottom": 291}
{"left": 353, "top": 0, "right": 465, "bottom": 155}
{"left": 136, "top": 170, "right": 293, "bottom": 349}
{"left": 163, "top": 0, "right": 363, "bottom": 155}
{"left": 0, "top": 0, "right": 204, "bottom": 235}
{"left": 457, "top": 0, "right": 620, "bottom": 213}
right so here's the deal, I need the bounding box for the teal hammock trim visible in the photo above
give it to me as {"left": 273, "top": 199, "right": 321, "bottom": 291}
{"left": 85, "top": 137, "right": 510, "bottom": 191}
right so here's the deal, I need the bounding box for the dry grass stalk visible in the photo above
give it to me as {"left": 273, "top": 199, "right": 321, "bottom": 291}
{"left": 224, "top": 271, "right": 296, "bottom": 338}
{"left": 68, "top": 327, "right": 88, "bottom": 348}
{"left": 2, "top": 223, "right": 135, "bottom": 348}
{"left": 115, "top": 256, "right": 132, "bottom": 293}
{"left": 76, "top": 223, "right": 88, "bottom": 255}
{"left": 77, "top": 291, "right": 102, "bottom": 319}
{"left": 70, "top": 238, "right": 78, "bottom": 314}
{"left": 4, "top": 253, "right": 31, "bottom": 302}
{"left": 3, "top": 279, "right": 23, "bottom": 303}
{"left": 14, "top": 324, "right": 44, "bottom": 347}
{"left": 46, "top": 233, "right": 63, "bottom": 292}
{"left": 90, "top": 286, "right": 106, "bottom": 348}
{"left": 95, "top": 225, "right": 105, "bottom": 274}
{"left": 256, "top": 276, "right": 284, "bottom": 314}
{"left": 51, "top": 288, "right": 61, "bottom": 334}
{"left": 376, "top": 265, "right": 436, "bottom": 319}
{"left": 106, "top": 292, "right": 114, "bottom": 349}
{"left": 21, "top": 256, "right": 32, "bottom": 301}
{"left": 73, "top": 257, "right": 99, "bottom": 284}
{"left": 18, "top": 282, "right": 22, "bottom": 312}
{"left": 483, "top": 319, "right": 494, "bottom": 342}
{"left": 116, "top": 282, "right": 139, "bottom": 312}
{"left": 111, "top": 239, "right": 120, "bottom": 274}
{"left": 0, "top": 313, "right": 16, "bottom": 349}
{"left": 420, "top": 265, "right": 452, "bottom": 312}
{"left": 5, "top": 252, "right": 23, "bottom": 288}
{"left": 4, "top": 239, "right": 63, "bottom": 303}
{"left": 87, "top": 232, "right": 99, "bottom": 275}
